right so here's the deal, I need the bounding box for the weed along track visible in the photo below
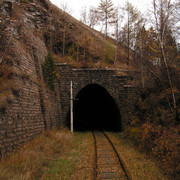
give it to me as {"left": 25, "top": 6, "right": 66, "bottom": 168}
{"left": 92, "top": 132, "right": 131, "bottom": 180}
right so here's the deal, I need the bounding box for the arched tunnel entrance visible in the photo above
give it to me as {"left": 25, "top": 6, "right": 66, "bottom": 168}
{"left": 70, "top": 84, "right": 122, "bottom": 131}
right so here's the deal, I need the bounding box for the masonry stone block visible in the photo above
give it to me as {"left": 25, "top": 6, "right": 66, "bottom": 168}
{"left": 56, "top": 63, "right": 139, "bottom": 130}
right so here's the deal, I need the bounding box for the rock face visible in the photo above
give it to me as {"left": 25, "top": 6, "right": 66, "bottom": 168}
{"left": 0, "top": 0, "right": 63, "bottom": 156}
{"left": 0, "top": 0, "right": 138, "bottom": 156}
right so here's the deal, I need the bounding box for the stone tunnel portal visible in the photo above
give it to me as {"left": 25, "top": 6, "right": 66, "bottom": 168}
{"left": 71, "top": 84, "right": 122, "bottom": 131}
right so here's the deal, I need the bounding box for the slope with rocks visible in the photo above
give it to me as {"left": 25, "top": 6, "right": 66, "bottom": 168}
{"left": 0, "top": 0, "right": 132, "bottom": 157}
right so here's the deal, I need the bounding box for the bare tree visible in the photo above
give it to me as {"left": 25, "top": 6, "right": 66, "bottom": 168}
{"left": 152, "top": 0, "right": 177, "bottom": 111}
{"left": 80, "top": 6, "right": 87, "bottom": 24}
{"left": 171, "top": 0, "right": 180, "bottom": 43}
{"left": 88, "top": 6, "right": 100, "bottom": 28}
{"left": 60, "top": 2, "right": 72, "bottom": 57}
{"left": 80, "top": 6, "right": 99, "bottom": 28}
{"left": 114, "top": 7, "right": 119, "bottom": 64}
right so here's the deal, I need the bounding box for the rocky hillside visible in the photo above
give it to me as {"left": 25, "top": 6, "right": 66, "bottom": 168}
{"left": 0, "top": 0, "right": 127, "bottom": 67}
{"left": 45, "top": 1, "right": 128, "bottom": 66}
{"left": 0, "top": 0, "right": 129, "bottom": 157}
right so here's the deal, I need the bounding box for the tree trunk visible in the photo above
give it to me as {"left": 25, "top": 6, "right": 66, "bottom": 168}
{"left": 140, "top": 44, "right": 145, "bottom": 89}
{"left": 62, "top": 28, "right": 66, "bottom": 57}
{"left": 127, "top": 12, "right": 130, "bottom": 65}
{"left": 161, "top": 43, "right": 177, "bottom": 110}
{"left": 143, "top": 60, "right": 174, "bottom": 113}
{"left": 105, "top": 12, "right": 108, "bottom": 40}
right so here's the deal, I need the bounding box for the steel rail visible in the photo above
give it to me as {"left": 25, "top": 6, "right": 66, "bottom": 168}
{"left": 92, "top": 131, "right": 131, "bottom": 180}
{"left": 92, "top": 131, "right": 97, "bottom": 180}
{"left": 103, "top": 132, "right": 131, "bottom": 180}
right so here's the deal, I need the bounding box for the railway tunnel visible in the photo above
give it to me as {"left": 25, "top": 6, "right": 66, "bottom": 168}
{"left": 70, "top": 84, "right": 122, "bottom": 131}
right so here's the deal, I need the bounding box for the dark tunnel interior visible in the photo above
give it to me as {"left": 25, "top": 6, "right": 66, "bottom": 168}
{"left": 68, "top": 84, "right": 122, "bottom": 132}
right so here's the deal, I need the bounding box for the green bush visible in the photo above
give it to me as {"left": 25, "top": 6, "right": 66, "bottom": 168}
{"left": 20, "top": 0, "right": 30, "bottom": 3}
{"left": 104, "top": 41, "right": 114, "bottom": 64}
{"left": 42, "top": 52, "right": 57, "bottom": 90}
{"left": 68, "top": 43, "right": 77, "bottom": 61}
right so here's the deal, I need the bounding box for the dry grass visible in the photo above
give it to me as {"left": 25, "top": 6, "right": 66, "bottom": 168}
{"left": 41, "top": 132, "right": 94, "bottom": 180}
{"left": 107, "top": 132, "right": 169, "bottom": 180}
{"left": 0, "top": 128, "right": 170, "bottom": 180}
{"left": 0, "top": 129, "right": 72, "bottom": 180}
{"left": 0, "top": 130, "right": 94, "bottom": 180}
{"left": 69, "top": 132, "right": 94, "bottom": 180}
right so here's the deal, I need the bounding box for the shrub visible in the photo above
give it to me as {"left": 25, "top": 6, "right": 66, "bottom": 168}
{"left": 104, "top": 41, "right": 115, "bottom": 64}
{"left": 127, "top": 86, "right": 180, "bottom": 177}
{"left": 68, "top": 43, "right": 77, "bottom": 61}
{"left": 20, "top": 0, "right": 30, "bottom": 3}
{"left": 153, "top": 128, "right": 180, "bottom": 176}
{"left": 128, "top": 127, "right": 142, "bottom": 145}
{"left": 42, "top": 52, "right": 57, "bottom": 90}
{"left": 127, "top": 118, "right": 180, "bottom": 177}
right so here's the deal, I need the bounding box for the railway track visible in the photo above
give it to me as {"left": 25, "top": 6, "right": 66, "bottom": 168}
{"left": 92, "top": 131, "right": 131, "bottom": 180}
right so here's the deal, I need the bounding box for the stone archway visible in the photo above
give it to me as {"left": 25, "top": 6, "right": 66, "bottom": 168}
{"left": 56, "top": 64, "right": 139, "bottom": 131}
{"left": 69, "top": 84, "right": 122, "bottom": 131}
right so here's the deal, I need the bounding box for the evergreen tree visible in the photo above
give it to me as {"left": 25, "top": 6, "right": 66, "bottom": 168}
{"left": 121, "top": 1, "right": 142, "bottom": 64}
{"left": 97, "top": 0, "right": 116, "bottom": 39}
{"left": 42, "top": 52, "right": 57, "bottom": 90}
